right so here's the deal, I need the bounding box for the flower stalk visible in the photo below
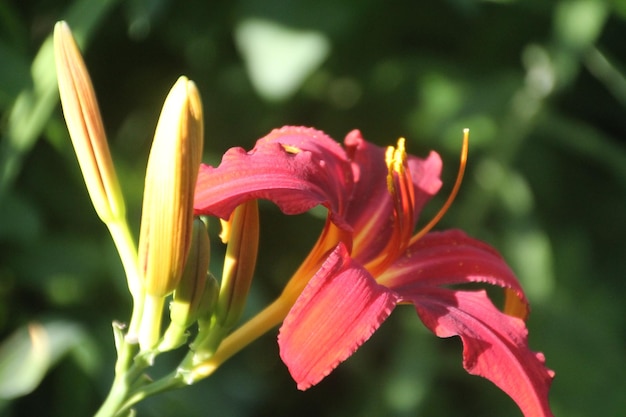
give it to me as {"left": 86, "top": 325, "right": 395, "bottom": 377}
{"left": 53, "top": 19, "right": 552, "bottom": 417}
{"left": 54, "top": 21, "right": 214, "bottom": 416}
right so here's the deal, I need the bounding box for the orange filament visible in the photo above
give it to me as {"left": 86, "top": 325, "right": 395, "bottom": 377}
{"left": 410, "top": 129, "right": 469, "bottom": 245}
{"left": 386, "top": 138, "right": 416, "bottom": 242}
{"left": 365, "top": 139, "right": 416, "bottom": 277}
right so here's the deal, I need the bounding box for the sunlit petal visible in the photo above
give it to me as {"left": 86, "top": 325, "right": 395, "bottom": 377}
{"left": 278, "top": 243, "right": 399, "bottom": 390}
{"left": 381, "top": 229, "right": 528, "bottom": 317}
{"left": 194, "top": 126, "right": 352, "bottom": 230}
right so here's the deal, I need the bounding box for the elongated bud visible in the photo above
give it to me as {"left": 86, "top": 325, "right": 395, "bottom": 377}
{"left": 137, "top": 76, "right": 204, "bottom": 351}
{"left": 191, "top": 200, "right": 259, "bottom": 360}
{"left": 215, "top": 200, "right": 259, "bottom": 329}
{"left": 53, "top": 21, "right": 125, "bottom": 224}
{"left": 138, "top": 76, "right": 204, "bottom": 297}
{"left": 159, "top": 218, "right": 213, "bottom": 351}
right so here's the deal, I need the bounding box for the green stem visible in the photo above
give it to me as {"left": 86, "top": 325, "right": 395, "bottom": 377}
{"left": 94, "top": 339, "right": 142, "bottom": 417}
{"left": 115, "top": 372, "right": 186, "bottom": 416}
{"left": 106, "top": 218, "right": 145, "bottom": 342}
{"left": 92, "top": 215, "right": 147, "bottom": 417}
{"left": 106, "top": 219, "right": 140, "bottom": 301}
{"left": 93, "top": 285, "right": 296, "bottom": 416}
{"left": 95, "top": 342, "right": 163, "bottom": 416}
{"left": 184, "top": 294, "right": 292, "bottom": 382}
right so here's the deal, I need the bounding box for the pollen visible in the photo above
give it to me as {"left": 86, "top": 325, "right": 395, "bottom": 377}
{"left": 282, "top": 144, "right": 302, "bottom": 154}
{"left": 385, "top": 138, "right": 408, "bottom": 194}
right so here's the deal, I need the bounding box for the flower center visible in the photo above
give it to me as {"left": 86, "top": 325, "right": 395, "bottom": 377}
{"left": 361, "top": 138, "right": 416, "bottom": 277}
{"left": 362, "top": 131, "right": 469, "bottom": 277}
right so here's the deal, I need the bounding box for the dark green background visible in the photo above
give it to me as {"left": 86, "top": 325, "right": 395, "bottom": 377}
{"left": 1, "top": 0, "right": 625, "bottom": 416}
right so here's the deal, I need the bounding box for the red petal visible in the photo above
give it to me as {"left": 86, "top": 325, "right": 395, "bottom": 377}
{"left": 409, "top": 288, "right": 555, "bottom": 417}
{"left": 194, "top": 126, "right": 353, "bottom": 230}
{"left": 278, "top": 243, "right": 399, "bottom": 390}
{"left": 382, "top": 229, "right": 529, "bottom": 317}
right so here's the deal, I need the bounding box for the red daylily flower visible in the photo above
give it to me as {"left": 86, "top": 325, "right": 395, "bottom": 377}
{"left": 194, "top": 126, "right": 554, "bottom": 417}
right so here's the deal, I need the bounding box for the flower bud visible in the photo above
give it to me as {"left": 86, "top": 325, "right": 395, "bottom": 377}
{"left": 191, "top": 200, "right": 259, "bottom": 359}
{"left": 138, "top": 76, "right": 204, "bottom": 297}
{"left": 54, "top": 22, "right": 141, "bottom": 303}
{"left": 215, "top": 200, "right": 259, "bottom": 329}
{"left": 137, "top": 76, "right": 204, "bottom": 351}
{"left": 194, "top": 273, "right": 221, "bottom": 324}
{"left": 159, "top": 218, "right": 214, "bottom": 351}
{"left": 53, "top": 21, "right": 125, "bottom": 224}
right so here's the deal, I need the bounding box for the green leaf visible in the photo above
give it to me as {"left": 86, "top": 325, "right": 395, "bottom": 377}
{"left": 0, "top": 320, "right": 86, "bottom": 399}
{"left": 0, "top": 0, "right": 121, "bottom": 197}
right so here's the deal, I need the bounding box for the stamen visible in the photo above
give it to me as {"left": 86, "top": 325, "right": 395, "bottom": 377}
{"left": 410, "top": 129, "right": 469, "bottom": 244}
{"left": 389, "top": 139, "right": 415, "bottom": 245}
{"left": 367, "top": 138, "right": 415, "bottom": 276}
{"left": 384, "top": 144, "right": 397, "bottom": 195}
{"left": 219, "top": 217, "right": 231, "bottom": 244}
{"left": 384, "top": 138, "right": 410, "bottom": 202}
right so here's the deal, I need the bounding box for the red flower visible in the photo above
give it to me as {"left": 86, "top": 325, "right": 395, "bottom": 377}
{"left": 194, "top": 126, "right": 554, "bottom": 417}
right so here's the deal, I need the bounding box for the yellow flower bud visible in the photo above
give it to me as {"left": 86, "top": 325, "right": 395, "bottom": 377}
{"left": 138, "top": 76, "right": 204, "bottom": 297}
{"left": 137, "top": 76, "right": 204, "bottom": 351}
{"left": 53, "top": 21, "right": 125, "bottom": 224}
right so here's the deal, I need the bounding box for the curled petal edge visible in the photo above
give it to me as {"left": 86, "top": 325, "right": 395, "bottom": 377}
{"left": 194, "top": 127, "right": 353, "bottom": 231}
{"left": 409, "top": 288, "right": 554, "bottom": 417}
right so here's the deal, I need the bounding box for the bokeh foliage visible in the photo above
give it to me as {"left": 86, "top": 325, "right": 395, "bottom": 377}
{"left": 1, "top": 0, "right": 626, "bottom": 416}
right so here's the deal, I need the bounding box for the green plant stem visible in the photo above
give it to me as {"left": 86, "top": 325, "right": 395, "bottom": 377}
{"left": 94, "top": 339, "right": 142, "bottom": 417}
{"left": 106, "top": 219, "right": 140, "bottom": 301}
{"left": 92, "top": 274, "right": 299, "bottom": 417}
{"left": 115, "top": 372, "right": 186, "bottom": 416}
{"left": 106, "top": 218, "right": 145, "bottom": 342}
{"left": 184, "top": 294, "right": 292, "bottom": 382}
{"left": 95, "top": 256, "right": 299, "bottom": 415}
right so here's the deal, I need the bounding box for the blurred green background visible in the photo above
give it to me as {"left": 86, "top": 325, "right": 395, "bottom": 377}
{"left": 1, "top": 0, "right": 625, "bottom": 416}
